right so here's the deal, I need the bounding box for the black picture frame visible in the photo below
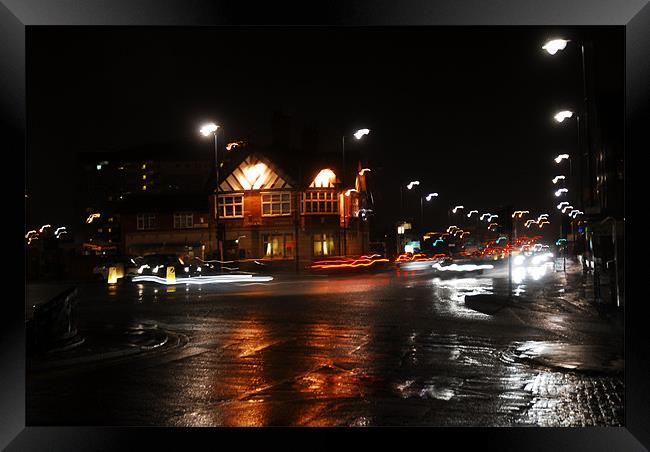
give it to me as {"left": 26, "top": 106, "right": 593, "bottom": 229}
{"left": 2, "top": 0, "right": 648, "bottom": 449}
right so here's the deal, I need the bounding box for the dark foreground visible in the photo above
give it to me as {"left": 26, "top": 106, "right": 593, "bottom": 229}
{"left": 27, "top": 260, "right": 624, "bottom": 426}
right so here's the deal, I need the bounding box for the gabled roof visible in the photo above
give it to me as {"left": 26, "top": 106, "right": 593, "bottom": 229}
{"left": 218, "top": 153, "right": 295, "bottom": 193}
{"left": 212, "top": 145, "right": 364, "bottom": 192}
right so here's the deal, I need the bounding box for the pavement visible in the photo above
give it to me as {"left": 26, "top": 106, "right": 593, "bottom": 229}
{"left": 26, "top": 258, "right": 624, "bottom": 426}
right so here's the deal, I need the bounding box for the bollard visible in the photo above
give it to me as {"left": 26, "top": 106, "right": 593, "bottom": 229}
{"left": 166, "top": 266, "right": 176, "bottom": 284}
{"left": 107, "top": 266, "right": 118, "bottom": 284}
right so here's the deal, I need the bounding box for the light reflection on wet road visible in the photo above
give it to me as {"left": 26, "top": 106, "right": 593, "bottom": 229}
{"left": 27, "top": 262, "right": 624, "bottom": 426}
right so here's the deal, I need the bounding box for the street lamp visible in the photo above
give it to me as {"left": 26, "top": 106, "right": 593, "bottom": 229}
{"left": 554, "top": 110, "right": 574, "bottom": 123}
{"left": 399, "top": 180, "right": 422, "bottom": 226}
{"left": 552, "top": 175, "right": 566, "bottom": 184}
{"left": 452, "top": 205, "right": 464, "bottom": 214}
{"left": 342, "top": 128, "right": 370, "bottom": 181}
{"left": 542, "top": 38, "right": 570, "bottom": 55}
{"left": 545, "top": 36, "right": 591, "bottom": 216}
{"left": 467, "top": 210, "right": 479, "bottom": 218}
{"left": 554, "top": 154, "right": 570, "bottom": 164}
{"left": 421, "top": 192, "right": 438, "bottom": 227}
{"left": 353, "top": 128, "right": 370, "bottom": 140}
{"left": 341, "top": 129, "right": 370, "bottom": 257}
{"left": 200, "top": 122, "right": 222, "bottom": 262}
{"left": 557, "top": 201, "right": 569, "bottom": 210}
{"left": 555, "top": 188, "right": 568, "bottom": 197}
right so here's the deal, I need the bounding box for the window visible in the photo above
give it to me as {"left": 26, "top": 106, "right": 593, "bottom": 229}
{"left": 302, "top": 190, "right": 338, "bottom": 214}
{"left": 313, "top": 234, "right": 335, "bottom": 256}
{"left": 262, "top": 192, "right": 291, "bottom": 216}
{"left": 173, "top": 213, "right": 193, "bottom": 229}
{"left": 136, "top": 214, "right": 156, "bottom": 230}
{"left": 263, "top": 234, "right": 294, "bottom": 258}
{"left": 218, "top": 194, "right": 244, "bottom": 218}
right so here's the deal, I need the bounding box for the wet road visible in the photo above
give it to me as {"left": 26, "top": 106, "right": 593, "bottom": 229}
{"left": 27, "top": 261, "right": 624, "bottom": 426}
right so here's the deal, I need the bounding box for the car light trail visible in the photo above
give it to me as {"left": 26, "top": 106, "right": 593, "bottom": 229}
{"left": 310, "top": 257, "right": 389, "bottom": 269}
{"left": 432, "top": 263, "right": 494, "bottom": 272}
{"left": 132, "top": 274, "right": 274, "bottom": 285}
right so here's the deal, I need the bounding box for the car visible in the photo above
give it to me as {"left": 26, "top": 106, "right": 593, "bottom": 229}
{"left": 92, "top": 255, "right": 140, "bottom": 281}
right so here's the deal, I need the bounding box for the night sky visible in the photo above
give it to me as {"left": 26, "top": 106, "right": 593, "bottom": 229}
{"left": 27, "top": 27, "right": 623, "bottom": 236}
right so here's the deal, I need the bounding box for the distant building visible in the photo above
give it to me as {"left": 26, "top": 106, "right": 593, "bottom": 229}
{"left": 76, "top": 141, "right": 216, "bottom": 254}
{"left": 119, "top": 193, "right": 212, "bottom": 260}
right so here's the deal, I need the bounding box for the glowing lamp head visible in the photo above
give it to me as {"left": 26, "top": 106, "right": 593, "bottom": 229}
{"left": 425, "top": 193, "right": 438, "bottom": 201}
{"left": 562, "top": 205, "right": 573, "bottom": 213}
{"left": 554, "top": 154, "right": 570, "bottom": 163}
{"left": 467, "top": 210, "right": 479, "bottom": 218}
{"left": 407, "top": 181, "right": 420, "bottom": 190}
{"left": 358, "top": 168, "right": 371, "bottom": 176}
{"left": 542, "top": 39, "right": 570, "bottom": 55}
{"left": 554, "top": 188, "right": 568, "bottom": 197}
{"left": 200, "top": 123, "right": 219, "bottom": 136}
{"left": 452, "top": 205, "right": 464, "bottom": 213}
{"left": 345, "top": 189, "right": 358, "bottom": 196}
{"left": 557, "top": 202, "right": 569, "bottom": 209}
{"left": 554, "top": 111, "right": 574, "bottom": 123}
{"left": 353, "top": 128, "right": 370, "bottom": 140}
{"left": 552, "top": 175, "right": 566, "bottom": 184}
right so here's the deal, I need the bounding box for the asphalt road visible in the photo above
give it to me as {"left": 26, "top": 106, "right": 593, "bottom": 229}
{"left": 26, "top": 260, "right": 624, "bottom": 426}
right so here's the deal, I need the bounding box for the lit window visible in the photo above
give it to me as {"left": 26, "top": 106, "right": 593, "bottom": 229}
{"left": 136, "top": 214, "right": 156, "bottom": 230}
{"left": 301, "top": 190, "right": 338, "bottom": 214}
{"left": 313, "top": 234, "right": 335, "bottom": 256}
{"left": 263, "top": 234, "right": 294, "bottom": 258}
{"left": 218, "top": 194, "right": 244, "bottom": 218}
{"left": 262, "top": 192, "right": 291, "bottom": 216}
{"left": 173, "top": 213, "right": 194, "bottom": 229}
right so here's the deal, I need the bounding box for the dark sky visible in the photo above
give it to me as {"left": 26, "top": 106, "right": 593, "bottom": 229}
{"left": 27, "top": 26, "right": 623, "bottom": 236}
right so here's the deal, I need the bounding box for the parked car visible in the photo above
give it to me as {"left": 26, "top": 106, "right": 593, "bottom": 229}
{"left": 92, "top": 255, "right": 140, "bottom": 281}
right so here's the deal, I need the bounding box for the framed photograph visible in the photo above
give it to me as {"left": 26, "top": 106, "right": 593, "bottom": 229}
{"left": 2, "top": 0, "right": 647, "bottom": 449}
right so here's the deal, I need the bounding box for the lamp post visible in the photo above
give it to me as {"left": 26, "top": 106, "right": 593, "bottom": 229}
{"left": 544, "top": 38, "right": 592, "bottom": 209}
{"left": 421, "top": 192, "right": 438, "bottom": 227}
{"left": 342, "top": 128, "right": 370, "bottom": 256}
{"left": 200, "top": 122, "right": 222, "bottom": 263}
{"left": 401, "top": 180, "right": 420, "bottom": 213}
{"left": 342, "top": 128, "right": 370, "bottom": 179}
{"left": 545, "top": 37, "right": 594, "bottom": 268}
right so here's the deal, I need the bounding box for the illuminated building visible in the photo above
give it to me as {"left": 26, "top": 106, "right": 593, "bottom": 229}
{"left": 210, "top": 149, "right": 371, "bottom": 265}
